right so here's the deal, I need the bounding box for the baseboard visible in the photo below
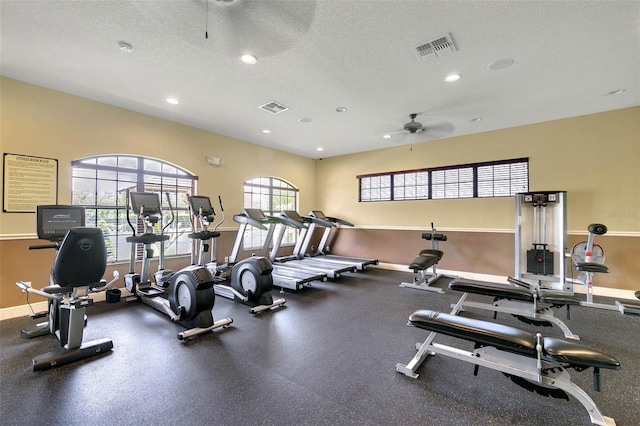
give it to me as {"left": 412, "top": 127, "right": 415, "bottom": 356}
{"left": 1, "top": 288, "right": 133, "bottom": 321}
{"left": 2, "top": 267, "right": 636, "bottom": 321}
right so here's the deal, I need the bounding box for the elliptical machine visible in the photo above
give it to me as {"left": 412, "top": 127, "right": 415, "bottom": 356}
{"left": 124, "top": 191, "right": 232, "bottom": 340}
{"left": 187, "top": 195, "right": 285, "bottom": 314}
{"left": 16, "top": 205, "right": 119, "bottom": 371}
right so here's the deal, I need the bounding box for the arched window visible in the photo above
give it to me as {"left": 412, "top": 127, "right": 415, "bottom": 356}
{"left": 71, "top": 155, "right": 197, "bottom": 262}
{"left": 243, "top": 177, "right": 298, "bottom": 249}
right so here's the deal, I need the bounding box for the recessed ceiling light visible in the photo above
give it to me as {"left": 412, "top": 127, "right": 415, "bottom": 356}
{"left": 316, "top": 147, "right": 324, "bottom": 152}
{"left": 166, "top": 98, "right": 179, "bottom": 105}
{"left": 444, "top": 73, "right": 461, "bottom": 83}
{"left": 487, "top": 58, "right": 514, "bottom": 71}
{"left": 298, "top": 117, "right": 312, "bottom": 123}
{"left": 383, "top": 134, "right": 392, "bottom": 139}
{"left": 118, "top": 41, "right": 133, "bottom": 53}
{"left": 471, "top": 117, "right": 483, "bottom": 122}
{"left": 262, "top": 129, "right": 271, "bottom": 134}
{"left": 335, "top": 107, "right": 347, "bottom": 112}
{"left": 607, "top": 89, "right": 625, "bottom": 95}
{"left": 240, "top": 54, "right": 258, "bottom": 65}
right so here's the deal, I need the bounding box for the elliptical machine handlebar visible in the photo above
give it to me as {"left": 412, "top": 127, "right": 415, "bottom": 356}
{"left": 161, "top": 192, "right": 175, "bottom": 235}
{"left": 213, "top": 195, "right": 225, "bottom": 232}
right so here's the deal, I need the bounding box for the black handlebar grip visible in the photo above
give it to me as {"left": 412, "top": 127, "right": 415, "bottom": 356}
{"left": 28, "top": 244, "right": 58, "bottom": 250}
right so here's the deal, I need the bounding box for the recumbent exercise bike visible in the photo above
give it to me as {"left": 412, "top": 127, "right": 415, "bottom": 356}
{"left": 16, "top": 205, "right": 119, "bottom": 371}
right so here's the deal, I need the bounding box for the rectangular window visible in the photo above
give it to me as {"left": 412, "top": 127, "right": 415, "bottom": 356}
{"left": 357, "top": 158, "right": 528, "bottom": 202}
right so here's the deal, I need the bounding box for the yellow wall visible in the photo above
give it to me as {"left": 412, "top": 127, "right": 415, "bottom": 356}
{"left": 314, "top": 107, "right": 640, "bottom": 234}
{"left": 0, "top": 77, "right": 316, "bottom": 235}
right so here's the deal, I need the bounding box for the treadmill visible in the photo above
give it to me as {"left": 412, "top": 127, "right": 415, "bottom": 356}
{"left": 236, "top": 209, "right": 327, "bottom": 290}
{"left": 303, "top": 210, "right": 378, "bottom": 270}
{"left": 276, "top": 210, "right": 357, "bottom": 279}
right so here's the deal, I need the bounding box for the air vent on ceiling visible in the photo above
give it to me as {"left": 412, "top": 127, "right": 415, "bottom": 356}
{"left": 413, "top": 33, "right": 456, "bottom": 62}
{"left": 259, "top": 101, "right": 289, "bottom": 114}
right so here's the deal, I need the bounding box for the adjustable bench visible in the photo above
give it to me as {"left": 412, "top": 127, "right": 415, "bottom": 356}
{"left": 400, "top": 224, "right": 451, "bottom": 293}
{"left": 396, "top": 309, "right": 620, "bottom": 425}
{"left": 448, "top": 277, "right": 582, "bottom": 340}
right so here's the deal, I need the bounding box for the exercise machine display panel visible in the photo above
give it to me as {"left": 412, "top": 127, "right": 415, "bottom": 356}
{"left": 130, "top": 192, "right": 162, "bottom": 215}
{"left": 36, "top": 205, "right": 85, "bottom": 241}
{"left": 188, "top": 195, "right": 215, "bottom": 216}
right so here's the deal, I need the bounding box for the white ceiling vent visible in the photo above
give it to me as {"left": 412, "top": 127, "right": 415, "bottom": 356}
{"left": 259, "top": 101, "right": 289, "bottom": 114}
{"left": 413, "top": 33, "right": 456, "bottom": 62}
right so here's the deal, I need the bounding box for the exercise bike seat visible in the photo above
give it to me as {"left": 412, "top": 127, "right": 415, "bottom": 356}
{"left": 409, "top": 250, "right": 443, "bottom": 271}
{"left": 408, "top": 310, "right": 620, "bottom": 371}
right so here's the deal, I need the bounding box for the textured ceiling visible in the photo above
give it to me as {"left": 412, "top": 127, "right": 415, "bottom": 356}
{"left": 1, "top": 0, "right": 639, "bottom": 158}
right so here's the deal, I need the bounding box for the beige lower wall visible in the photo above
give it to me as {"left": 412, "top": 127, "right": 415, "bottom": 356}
{"left": 2, "top": 227, "right": 635, "bottom": 309}
{"left": 325, "top": 227, "right": 639, "bottom": 292}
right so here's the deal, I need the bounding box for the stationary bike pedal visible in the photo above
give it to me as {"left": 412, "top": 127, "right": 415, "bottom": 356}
{"left": 30, "top": 311, "right": 47, "bottom": 319}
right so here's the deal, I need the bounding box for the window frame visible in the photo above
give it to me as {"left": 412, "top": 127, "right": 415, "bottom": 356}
{"left": 243, "top": 177, "right": 299, "bottom": 250}
{"left": 71, "top": 155, "right": 198, "bottom": 263}
{"left": 357, "top": 158, "right": 528, "bottom": 202}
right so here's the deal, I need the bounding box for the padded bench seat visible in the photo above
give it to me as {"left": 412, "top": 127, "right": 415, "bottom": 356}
{"left": 449, "top": 279, "right": 581, "bottom": 306}
{"left": 408, "top": 310, "right": 620, "bottom": 370}
{"left": 576, "top": 262, "right": 610, "bottom": 274}
{"left": 409, "top": 249, "right": 443, "bottom": 271}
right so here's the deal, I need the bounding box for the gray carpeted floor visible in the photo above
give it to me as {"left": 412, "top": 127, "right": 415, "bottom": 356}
{"left": 1, "top": 268, "right": 638, "bottom": 425}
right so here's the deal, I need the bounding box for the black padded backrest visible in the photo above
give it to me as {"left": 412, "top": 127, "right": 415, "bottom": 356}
{"left": 52, "top": 227, "right": 107, "bottom": 287}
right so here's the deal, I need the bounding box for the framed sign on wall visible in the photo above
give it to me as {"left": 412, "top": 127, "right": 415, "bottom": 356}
{"left": 3, "top": 153, "right": 58, "bottom": 213}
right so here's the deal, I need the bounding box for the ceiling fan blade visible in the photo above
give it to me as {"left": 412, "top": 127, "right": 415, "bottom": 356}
{"left": 131, "top": 0, "right": 317, "bottom": 57}
{"left": 422, "top": 121, "right": 454, "bottom": 138}
{"left": 208, "top": 0, "right": 317, "bottom": 57}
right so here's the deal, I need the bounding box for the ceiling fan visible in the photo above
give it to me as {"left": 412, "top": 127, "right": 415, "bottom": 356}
{"left": 398, "top": 113, "right": 455, "bottom": 138}
{"left": 132, "top": 0, "right": 317, "bottom": 58}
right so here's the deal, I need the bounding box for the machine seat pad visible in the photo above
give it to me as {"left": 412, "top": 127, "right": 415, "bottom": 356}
{"left": 449, "top": 279, "right": 581, "bottom": 306}
{"left": 422, "top": 232, "right": 447, "bottom": 241}
{"left": 542, "top": 337, "right": 620, "bottom": 370}
{"left": 449, "top": 279, "right": 534, "bottom": 302}
{"left": 409, "top": 250, "right": 443, "bottom": 270}
{"left": 575, "top": 262, "right": 610, "bottom": 274}
{"left": 538, "top": 294, "right": 582, "bottom": 306}
{"left": 409, "top": 309, "right": 536, "bottom": 356}
{"left": 408, "top": 310, "right": 621, "bottom": 370}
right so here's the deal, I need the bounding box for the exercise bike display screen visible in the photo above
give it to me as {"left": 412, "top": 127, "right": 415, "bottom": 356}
{"left": 189, "top": 196, "right": 214, "bottom": 216}
{"left": 36, "top": 205, "right": 85, "bottom": 241}
{"left": 130, "top": 192, "right": 161, "bottom": 215}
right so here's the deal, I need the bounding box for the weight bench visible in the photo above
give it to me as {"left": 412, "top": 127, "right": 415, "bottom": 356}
{"left": 448, "top": 277, "right": 582, "bottom": 340}
{"left": 400, "top": 225, "right": 451, "bottom": 293}
{"left": 396, "top": 309, "right": 620, "bottom": 425}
